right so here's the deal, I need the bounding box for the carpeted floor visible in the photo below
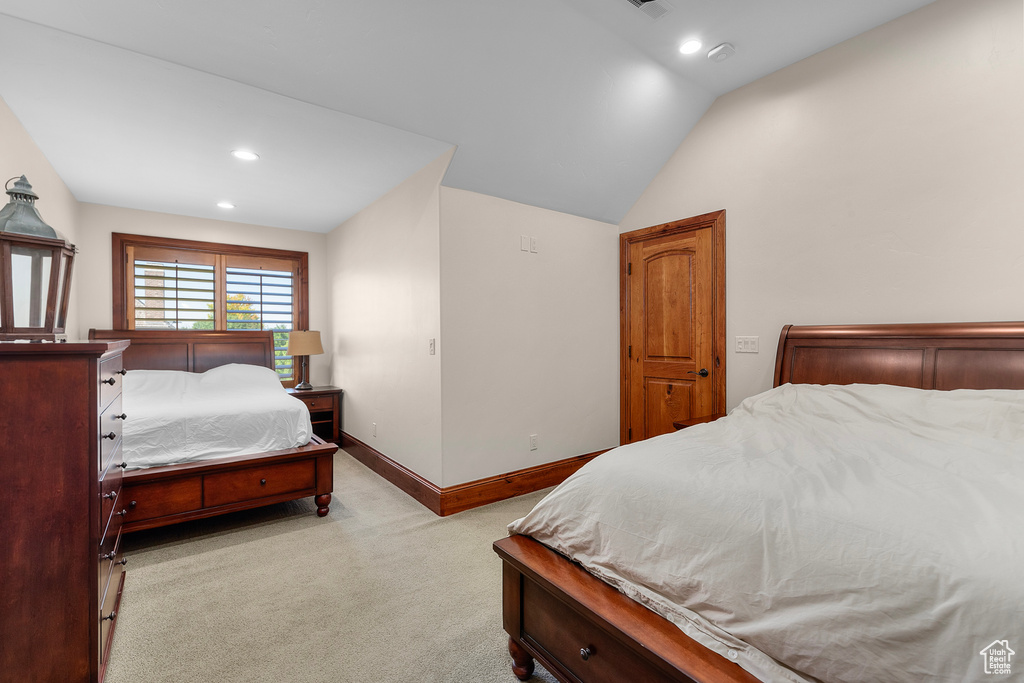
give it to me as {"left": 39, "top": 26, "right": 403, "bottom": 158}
{"left": 104, "top": 450, "right": 558, "bottom": 683}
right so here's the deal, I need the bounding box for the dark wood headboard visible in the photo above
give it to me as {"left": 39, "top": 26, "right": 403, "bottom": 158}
{"left": 774, "top": 321, "right": 1024, "bottom": 390}
{"left": 88, "top": 329, "right": 275, "bottom": 373}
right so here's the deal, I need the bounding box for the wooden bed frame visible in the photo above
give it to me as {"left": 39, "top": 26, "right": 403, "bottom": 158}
{"left": 495, "top": 321, "right": 1024, "bottom": 683}
{"left": 89, "top": 329, "right": 337, "bottom": 533}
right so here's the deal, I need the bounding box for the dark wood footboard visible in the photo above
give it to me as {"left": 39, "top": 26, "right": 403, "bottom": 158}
{"left": 121, "top": 437, "right": 336, "bottom": 533}
{"left": 494, "top": 535, "right": 759, "bottom": 683}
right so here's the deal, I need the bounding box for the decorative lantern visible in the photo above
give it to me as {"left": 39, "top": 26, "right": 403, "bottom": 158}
{"left": 0, "top": 176, "right": 76, "bottom": 341}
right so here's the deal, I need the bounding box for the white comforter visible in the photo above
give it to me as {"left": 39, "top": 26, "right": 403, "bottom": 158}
{"left": 122, "top": 363, "right": 312, "bottom": 469}
{"left": 510, "top": 383, "right": 1024, "bottom": 683}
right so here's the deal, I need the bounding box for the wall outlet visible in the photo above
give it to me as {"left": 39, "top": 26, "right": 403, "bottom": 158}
{"left": 736, "top": 336, "right": 759, "bottom": 353}
{"left": 372, "top": 422, "right": 377, "bottom": 437}
{"left": 529, "top": 434, "right": 538, "bottom": 451}
{"left": 429, "top": 338, "right": 436, "bottom": 355}
{"left": 530, "top": 236, "right": 538, "bottom": 253}
{"left": 520, "top": 235, "right": 529, "bottom": 252}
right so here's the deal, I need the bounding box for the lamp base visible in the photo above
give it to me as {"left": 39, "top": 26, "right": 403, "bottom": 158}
{"left": 295, "top": 357, "right": 312, "bottom": 390}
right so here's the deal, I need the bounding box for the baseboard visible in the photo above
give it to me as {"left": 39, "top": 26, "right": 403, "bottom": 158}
{"left": 340, "top": 432, "right": 607, "bottom": 516}
{"left": 438, "top": 450, "right": 606, "bottom": 515}
{"left": 340, "top": 432, "right": 444, "bottom": 514}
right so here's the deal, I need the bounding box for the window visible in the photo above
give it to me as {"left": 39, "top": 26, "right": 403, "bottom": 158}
{"left": 113, "top": 233, "right": 309, "bottom": 386}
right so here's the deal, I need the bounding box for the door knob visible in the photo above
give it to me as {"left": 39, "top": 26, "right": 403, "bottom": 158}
{"left": 688, "top": 368, "right": 709, "bottom": 378}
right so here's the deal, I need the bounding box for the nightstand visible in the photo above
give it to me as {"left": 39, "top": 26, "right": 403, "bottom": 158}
{"left": 672, "top": 413, "right": 726, "bottom": 430}
{"left": 287, "top": 386, "right": 343, "bottom": 443}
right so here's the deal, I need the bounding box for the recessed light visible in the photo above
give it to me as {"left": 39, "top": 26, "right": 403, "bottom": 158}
{"left": 217, "top": 201, "right": 236, "bottom": 209}
{"left": 231, "top": 150, "right": 259, "bottom": 161}
{"left": 679, "top": 39, "right": 702, "bottom": 55}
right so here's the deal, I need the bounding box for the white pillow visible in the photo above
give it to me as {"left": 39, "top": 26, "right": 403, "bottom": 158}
{"left": 198, "top": 363, "right": 284, "bottom": 391}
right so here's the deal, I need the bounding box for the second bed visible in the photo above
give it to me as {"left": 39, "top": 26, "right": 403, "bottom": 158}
{"left": 90, "top": 328, "right": 337, "bottom": 532}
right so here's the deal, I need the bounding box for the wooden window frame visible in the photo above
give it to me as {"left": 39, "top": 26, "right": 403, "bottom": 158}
{"left": 112, "top": 233, "right": 309, "bottom": 388}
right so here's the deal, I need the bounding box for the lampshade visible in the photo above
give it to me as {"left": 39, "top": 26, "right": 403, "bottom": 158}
{"left": 287, "top": 330, "right": 323, "bottom": 356}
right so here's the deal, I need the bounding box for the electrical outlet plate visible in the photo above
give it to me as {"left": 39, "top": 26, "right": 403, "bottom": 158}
{"left": 529, "top": 434, "right": 538, "bottom": 451}
{"left": 429, "top": 338, "right": 436, "bottom": 355}
{"left": 520, "top": 235, "right": 529, "bottom": 252}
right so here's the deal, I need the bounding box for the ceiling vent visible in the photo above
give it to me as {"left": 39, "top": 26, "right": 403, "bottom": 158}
{"left": 626, "top": 0, "right": 673, "bottom": 21}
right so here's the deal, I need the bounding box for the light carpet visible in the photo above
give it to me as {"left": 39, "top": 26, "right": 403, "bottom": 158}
{"left": 105, "top": 450, "right": 558, "bottom": 683}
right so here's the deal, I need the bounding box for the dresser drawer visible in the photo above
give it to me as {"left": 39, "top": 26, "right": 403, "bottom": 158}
{"left": 98, "top": 528, "right": 123, "bottom": 609}
{"left": 99, "top": 395, "right": 124, "bottom": 472}
{"left": 100, "top": 462, "right": 123, "bottom": 537}
{"left": 99, "top": 562, "right": 126, "bottom": 669}
{"left": 521, "top": 578, "right": 671, "bottom": 683}
{"left": 124, "top": 477, "right": 202, "bottom": 522}
{"left": 297, "top": 393, "right": 335, "bottom": 412}
{"left": 101, "top": 489, "right": 126, "bottom": 551}
{"left": 99, "top": 355, "right": 124, "bottom": 412}
{"left": 204, "top": 460, "right": 316, "bottom": 508}
{"left": 99, "top": 519, "right": 122, "bottom": 571}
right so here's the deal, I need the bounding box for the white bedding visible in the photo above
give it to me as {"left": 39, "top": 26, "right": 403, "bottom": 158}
{"left": 122, "top": 363, "right": 312, "bottom": 469}
{"left": 509, "top": 383, "right": 1024, "bottom": 683}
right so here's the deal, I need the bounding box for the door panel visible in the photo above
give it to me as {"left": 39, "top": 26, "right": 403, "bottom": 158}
{"left": 644, "top": 378, "right": 693, "bottom": 437}
{"left": 644, "top": 251, "right": 694, "bottom": 360}
{"left": 621, "top": 211, "right": 725, "bottom": 444}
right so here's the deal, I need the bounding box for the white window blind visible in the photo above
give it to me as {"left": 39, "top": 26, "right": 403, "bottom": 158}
{"left": 133, "top": 260, "right": 216, "bottom": 330}
{"left": 225, "top": 266, "right": 295, "bottom": 380}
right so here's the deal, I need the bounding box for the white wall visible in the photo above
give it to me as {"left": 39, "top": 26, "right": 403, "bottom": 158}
{"left": 620, "top": 0, "right": 1024, "bottom": 408}
{"left": 1, "top": 95, "right": 82, "bottom": 336}
{"left": 439, "top": 187, "right": 619, "bottom": 487}
{"left": 74, "top": 203, "right": 332, "bottom": 383}
{"left": 326, "top": 148, "right": 454, "bottom": 485}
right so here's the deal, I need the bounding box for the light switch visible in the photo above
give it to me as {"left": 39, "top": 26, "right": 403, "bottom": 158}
{"left": 736, "top": 336, "right": 759, "bottom": 353}
{"left": 520, "top": 235, "right": 529, "bottom": 252}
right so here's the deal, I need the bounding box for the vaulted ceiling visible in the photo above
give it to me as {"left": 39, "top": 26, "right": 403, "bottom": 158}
{"left": 0, "top": 0, "right": 934, "bottom": 232}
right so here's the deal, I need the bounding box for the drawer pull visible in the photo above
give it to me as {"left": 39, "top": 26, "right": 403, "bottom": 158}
{"left": 102, "top": 491, "right": 117, "bottom": 500}
{"left": 580, "top": 647, "right": 594, "bottom": 661}
{"left": 103, "top": 432, "right": 117, "bottom": 440}
{"left": 260, "top": 478, "right": 267, "bottom": 486}
{"left": 102, "top": 611, "right": 117, "bottom": 621}
{"left": 117, "top": 509, "right": 128, "bottom": 517}
{"left": 102, "top": 377, "right": 116, "bottom": 386}
{"left": 113, "top": 413, "right": 127, "bottom": 420}
{"left": 116, "top": 369, "right": 127, "bottom": 376}
{"left": 102, "top": 550, "right": 117, "bottom": 561}
{"left": 117, "top": 462, "right": 128, "bottom": 469}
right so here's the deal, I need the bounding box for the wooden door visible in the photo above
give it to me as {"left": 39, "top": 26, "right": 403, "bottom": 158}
{"left": 621, "top": 211, "right": 725, "bottom": 443}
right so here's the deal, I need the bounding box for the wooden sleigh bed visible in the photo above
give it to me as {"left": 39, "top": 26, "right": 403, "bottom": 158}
{"left": 494, "top": 321, "right": 1024, "bottom": 683}
{"left": 89, "top": 329, "right": 337, "bottom": 533}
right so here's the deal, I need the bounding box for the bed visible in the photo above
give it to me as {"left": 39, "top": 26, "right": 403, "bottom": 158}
{"left": 89, "top": 329, "right": 337, "bottom": 533}
{"left": 494, "top": 321, "right": 1024, "bottom": 683}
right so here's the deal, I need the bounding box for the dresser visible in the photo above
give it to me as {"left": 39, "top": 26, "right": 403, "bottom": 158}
{"left": 0, "top": 339, "right": 130, "bottom": 682}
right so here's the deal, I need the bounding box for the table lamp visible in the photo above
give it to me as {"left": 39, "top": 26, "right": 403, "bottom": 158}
{"left": 286, "top": 330, "right": 323, "bottom": 390}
